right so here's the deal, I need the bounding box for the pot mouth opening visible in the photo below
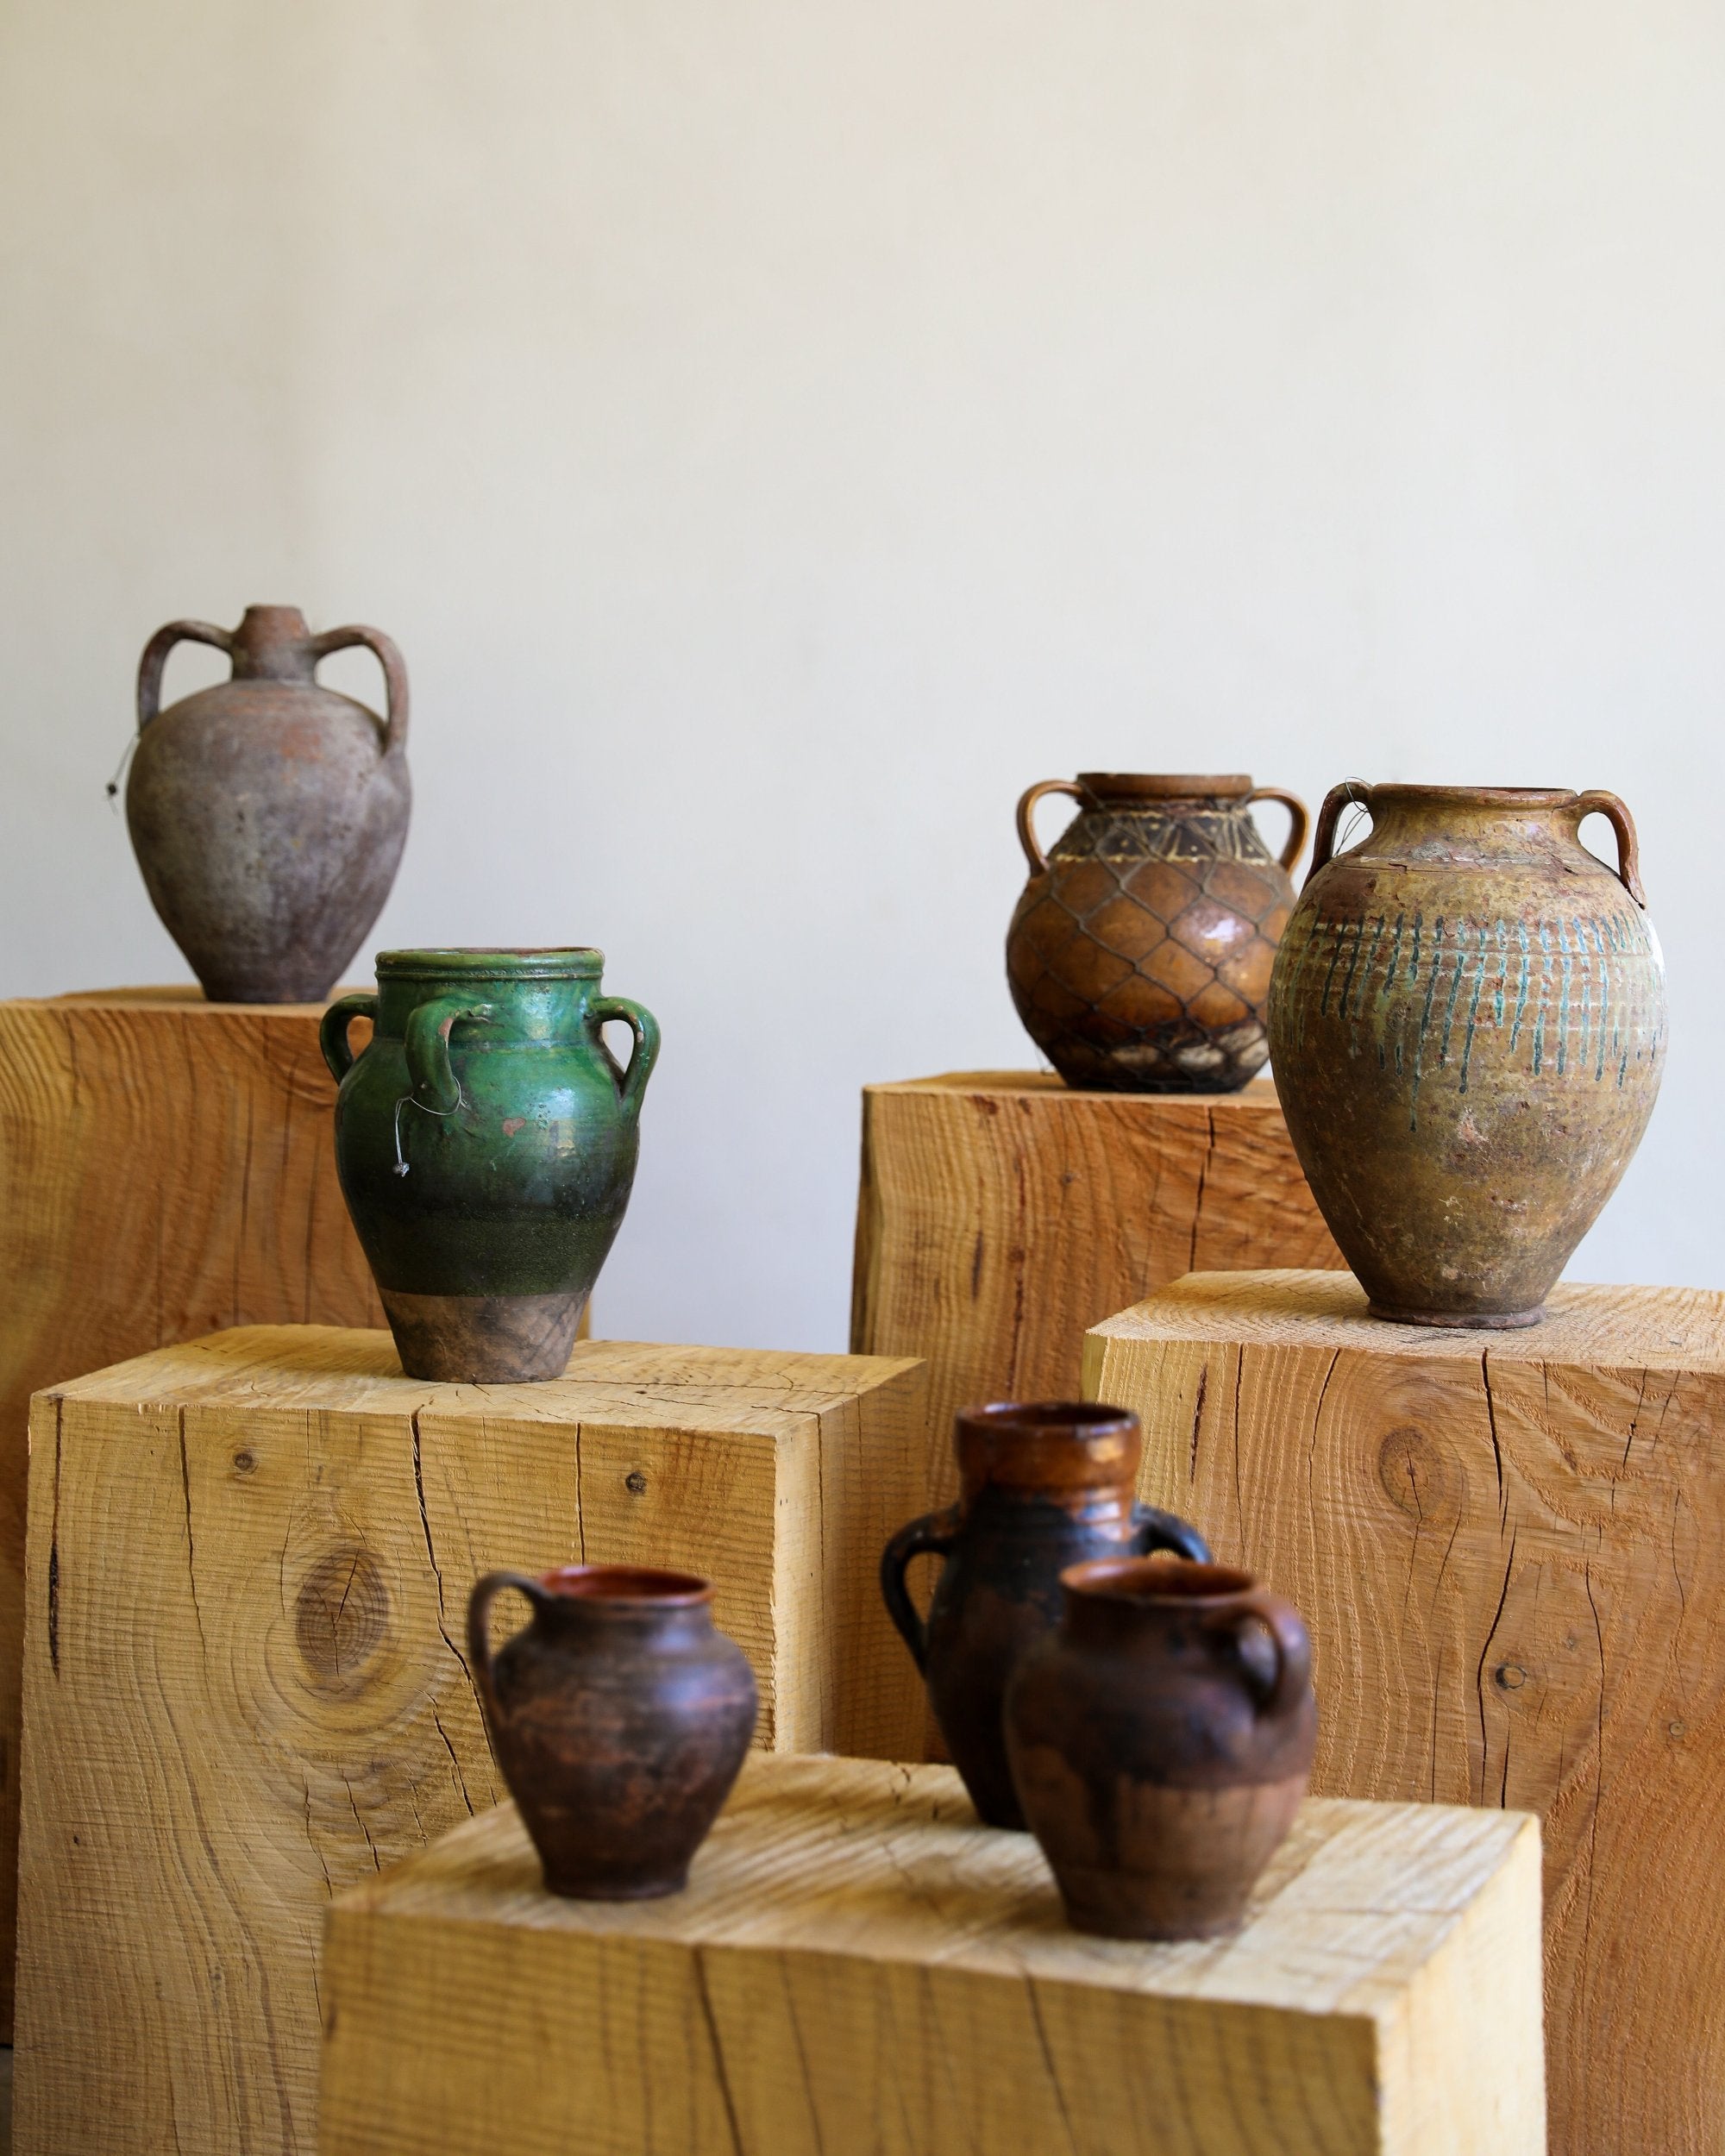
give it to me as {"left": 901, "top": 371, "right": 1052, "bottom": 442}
{"left": 1076, "top": 773, "right": 1253, "bottom": 802}
{"left": 536, "top": 1564, "right": 712, "bottom": 1607}
{"left": 1063, "top": 1555, "right": 1256, "bottom": 1604}
{"left": 956, "top": 1400, "right": 1138, "bottom": 1438}
{"left": 1357, "top": 784, "right": 1578, "bottom": 809}
{"left": 377, "top": 947, "right": 605, "bottom": 980}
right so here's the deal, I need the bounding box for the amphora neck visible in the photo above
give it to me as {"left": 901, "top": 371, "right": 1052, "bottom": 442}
{"left": 230, "top": 605, "right": 317, "bottom": 681}
{"left": 954, "top": 1402, "right": 1142, "bottom": 1511}
{"left": 1346, "top": 785, "right": 1584, "bottom": 862}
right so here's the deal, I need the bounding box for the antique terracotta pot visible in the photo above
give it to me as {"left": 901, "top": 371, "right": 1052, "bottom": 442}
{"left": 126, "top": 605, "right": 411, "bottom": 1003}
{"left": 467, "top": 1564, "right": 756, "bottom": 1899}
{"left": 1006, "top": 773, "right": 1308, "bottom": 1093}
{"left": 879, "top": 1402, "right": 1210, "bottom": 1829}
{"left": 1267, "top": 784, "right": 1666, "bottom": 1326}
{"left": 1006, "top": 1557, "right": 1316, "bottom": 1939}
{"left": 322, "top": 949, "right": 659, "bottom": 1381}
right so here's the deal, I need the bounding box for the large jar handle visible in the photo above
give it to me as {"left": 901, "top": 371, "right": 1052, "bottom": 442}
{"left": 320, "top": 992, "right": 379, "bottom": 1082}
{"left": 1303, "top": 780, "right": 1371, "bottom": 889}
{"left": 405, "top": 994, "right": 497, "bottom": 1113}
{"left": 309, "top": 624, "right": 410, "bottom": 755}
{"left": 587, "top": 996, "right": 662, "bottom": 1120}
{"left": 1209, "top": 1588, "right": 1312, "bottom": 1720}
{"left": 1244, "top": 787, "right": 1310, "bottom": 873}
{"left": 878, "top": 1505, "right": 961, "bottom": 1673}
{"left": 135, "top": 619, "right": 235, "bottom": 729}
{"left": 1571, "top": 791, "right": 1647, "bottom": 908}
{"left": 1014, "top": 780, "right": 1092, "bottom": 874}
{"left": 467, "top": 1570, "right": 553, "bottom": 1733}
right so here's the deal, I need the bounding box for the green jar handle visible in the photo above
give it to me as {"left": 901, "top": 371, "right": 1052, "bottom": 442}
{"left": 405, "top": 993, "right": 497, "bottom": 1113}
{"left": 320, "top": 992, "right": 379, "bottom": 1083}
{"left": 588, "top": 996, "right": 661, "bottom": 1118}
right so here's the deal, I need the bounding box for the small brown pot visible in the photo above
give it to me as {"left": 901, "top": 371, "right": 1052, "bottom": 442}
{"left": 1006, "top": 773, "right": 1308, "bottom": 1092}
{"left": 880, "top": 1403, "right": 1210, "bottom": 1829}
{"left": 1006, "top": 1557, "right": 1316, "bottom": 1939}
{"left": 467, "top": 1564, "right": 756, "bottom": 1899}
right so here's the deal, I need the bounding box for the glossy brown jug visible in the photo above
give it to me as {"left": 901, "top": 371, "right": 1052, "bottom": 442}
{"left": 880, "top": 1403, "right": 1209, "bottom": 1829}
{"left": 1007, "top": 773, "right": 1308, "bottom": 1092}
{"left": 1267, "top": 784, "right": 1666, "bottom": 1326}
{"left": 126, "top": 605, "right": 411, "bottom": 1002}
{"left": 467, "top": 1564, "right": 757, "bottom": 1899}
{"left": 1006, "top": 1557, "right": 1316, "bottom": 1939}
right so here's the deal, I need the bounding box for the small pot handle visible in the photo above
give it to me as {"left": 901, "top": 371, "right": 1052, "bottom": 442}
{"left": 1571, "top": 791, "right": 1647, "bottom": 908}
{"left": 1244, "top": 787, "right": 1310, "bottom": 874}
{"left": 135, "top": 619, "right": 235, "bottom": 730}
{"left": 319, "top": 992, "right": 380, "bottom": 1083}
{"left": 308, "top": 624, "right": 410, "bottom": 755}
{"left": 879, "top": 1505, "right": 961, "bottom": 1673}
{"left": 1212, "top": 1588, "right": 1312, "bottom": 1720}
{"left": 587, "top": 996, "right": 662, "bottom": 1119}
{"left": 1130, "top": 1503, "right": 1214, "bottom": 1565}
{"left": 467, "top": 1570, "right": 552, "bottom": 1730}
{"left": 1015, "top": 780, "right": 1092, "bottom": 874}
{"left": 1302, "top": 780, "right": 1371, "bottom": 891}
{"left": 405, "top": 993, "right": 497, "bottom": 1113}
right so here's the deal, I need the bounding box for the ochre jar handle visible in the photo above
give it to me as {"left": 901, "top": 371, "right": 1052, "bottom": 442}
{"left": 308, "top": 624, "right": 410, "bottom": 755}
{"left": 1244, "top": 787, "right": 1310, "bottom": 874}
{"left": 1571, "top": 790, "right": 1647, "bottom": 908}
{"left": 467, "top": 1570, "right": 553, "bottom": 1732}
{"left": 1213, "top": 1588, "right": 1311, "bottom": 1720}
{"left": 135, "top": 619, "right": 235, "bottom": 729}
{"left": 879, "top": 1505, "right": 961, "bottom": 1673}
{"left": 319, "top": 992, "right": 379, "bottom": 1082}
{"left": 1303, "top": 780, "right": 1370, "bottom": 890}
{"left": 1015, "top": 780, "right": 1092, "bottom": 874}
{"left": 588, "top": 996, "right": 662, "bottom": 1119}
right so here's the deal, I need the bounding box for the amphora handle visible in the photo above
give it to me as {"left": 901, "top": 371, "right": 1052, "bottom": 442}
{"left": 588, "top": 996, "right": 662, "bottom": 1119}
{"left": 1130, "top": 1504, "right": 1213, "bottom": 1565}
{"left": 309, "top": 624, "right": 410, "bottom": 754}
{"left": 879, "top": 1505, "right": 961, "bottom": 1673}
{"left": 320, "top": 992, "right": 379, "bottom": 1083}
{"left": 136, "top": 620, "right": 235, "bottom": 729}
{"left": 1208, "top": 1588, "right": 1311, "bottom": 1720}
{"left": 1244, "top": 786, "right": 1310, "bottom": 873}
{"left": 467, "top": 1570, "right": 554, "bottom": 1732}
{"left": 1015, "top": 780, "right": 1094, "bottom": 874}
{"left": 1572, "top": 791, "right": 1647, "bottom": 908}
{"left": 1304, "top": 781, "right": 1370, "bottom": 888}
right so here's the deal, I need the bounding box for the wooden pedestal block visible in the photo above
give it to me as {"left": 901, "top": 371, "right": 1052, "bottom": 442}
{"left": 14, "top": 1326, "right": 925, "bottom": 2156}
{"left": 850, "top": 1072, "right": 1340, "bottom": 1504}
{"left": 1087, "top": 1270, "right": 1725, "bottom": 2156}
{"left": 320, "top": 1752, "right": 1545, "bottom": 2156}
{"left": 0, "top": 986, "right": 386, "bottom": 2033}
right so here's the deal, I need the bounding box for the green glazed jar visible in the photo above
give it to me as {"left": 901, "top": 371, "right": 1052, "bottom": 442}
{"left": 321, "top": 949, "right": 660, "bottom": 1382}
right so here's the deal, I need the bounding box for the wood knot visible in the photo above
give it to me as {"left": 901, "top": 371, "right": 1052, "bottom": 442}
{"left": 295, "top": 1545, "right": 390, "bottom": 1683}
{"left": 624, "top": 1470, "right": 649, "bottom": 1495}
{"left": 1376, "top": 1424, "right": 1465, "bottom": 1524}
{"left": 232, "top": 1449, "right": 257, "bottom": 1476}
{"left": 1495, "top": 1663, "right": 1527, "bottom": 1690}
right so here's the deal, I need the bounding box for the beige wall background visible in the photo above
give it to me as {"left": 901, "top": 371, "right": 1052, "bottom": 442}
{"left": 1, "top": 0, "right": 1719, "bottom": 1349}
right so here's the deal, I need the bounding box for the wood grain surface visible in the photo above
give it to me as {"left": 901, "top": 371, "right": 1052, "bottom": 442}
{"left": 14, "top": 1327, "right": 925, "bottom": 2156}
{"left": 320, "top": 1751, "right": 1545, "bottom": 2156}
{"left": 1088, "top": 1269, "right": 1725, "bottom": 2156}
{"left": 0, "top": 987, "right": 384, "bottom": 2035}
{"left": 850, "top": 1071, "right": 1340, "bottom": 1505}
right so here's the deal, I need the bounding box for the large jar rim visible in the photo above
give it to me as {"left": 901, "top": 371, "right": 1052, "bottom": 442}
{"left": 1076, "top": 772, "right": 1254, "bottom": 801}
{"left": 375, "top": 947, "right": 604, "bottom": 980}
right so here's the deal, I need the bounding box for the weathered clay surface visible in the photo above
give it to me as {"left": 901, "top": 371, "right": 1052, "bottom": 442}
{"left": 1267, "top": 784, "right": 1665, "bottom": 1326}
{"left": 126, "top": 605, "right": 411, "bottom": 1003}
{"left": 1007, "top": 773, "right": 1307, "bottom": 1093}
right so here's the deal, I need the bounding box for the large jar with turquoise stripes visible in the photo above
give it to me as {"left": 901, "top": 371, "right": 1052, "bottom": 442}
{"left": 1266, "top": 785, "right": 1665, "bottom": 1327}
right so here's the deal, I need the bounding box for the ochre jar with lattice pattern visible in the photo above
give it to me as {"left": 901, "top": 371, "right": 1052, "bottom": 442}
{"left": 1006, "top": 773, "right": 1308, "bottom": 1093}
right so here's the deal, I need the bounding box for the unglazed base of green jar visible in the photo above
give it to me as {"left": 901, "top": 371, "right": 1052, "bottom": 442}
{"left": 380, "top": 1285, "right": 589, "bottom": 1382}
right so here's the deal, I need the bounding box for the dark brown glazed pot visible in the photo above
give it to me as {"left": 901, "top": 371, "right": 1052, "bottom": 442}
{"left": 467, "top": 1564, "right": 756, "bottom": 1899}
{"left": 1006, "top": 773, "right": 1308, "bottom": 1093}
{"left": 126, "top": 605, "right": 411, "bottom": 1003}
{"left": 1267, "top": 783, "right": 1666, "bottom": 1326}
{"left": 880, "top": 1402, "right": 1210, "bottom": 1830}
{"left": 1006, "top": 1557, "right": 1316, "bottom": 1940}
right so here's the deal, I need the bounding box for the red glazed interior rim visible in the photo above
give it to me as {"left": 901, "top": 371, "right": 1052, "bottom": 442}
{"left": 956, "top": 1400, "right": 1138, "bottom": 1440}
{"left": 537, "top": 1564, "right": 713, "bottom": 1606}
{"left": 1063, "top": 1555, "right": 1256, "bottom": 1604}
{"left": 1076, "top": 773, "right": 1253, "bottom": 801}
